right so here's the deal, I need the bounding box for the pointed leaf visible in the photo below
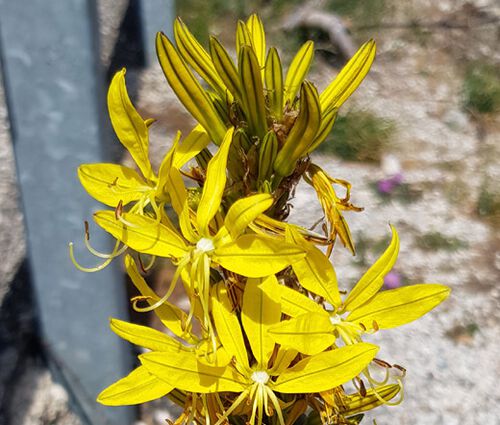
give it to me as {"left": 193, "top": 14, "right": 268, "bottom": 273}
{"left": 320, "top": 40, "right": 376, "bottom": 111}
{"left": 156, "top": 32, "right": 226, "bottom": 144}
{"left": 286, "top": 226, "right": 341, "bottom": 307}
{"left": 264, "top": 47, "right": 284, "bottom": 119}
{"left": 224, "top": 193, "right": 273, "bottom": 240}
{"left": 110, "top": 318, "right": 188, "bottom": 353}
{"left": 97, "top": 365, "right": 172, "bottom": 406}
{"left": 273, "top": 343, "right": 378, "bottom": 393}
{"left": 274, "top": 81, "right": 321, "bottom": 177}
{"left": 269, "top": 313, "right": 334, "bottom": 356}
{"left": 108, "top": 69, "right": 155, "bottom": 181}
{"left": 94, "top": 210, "right": 187, "bottom": 258}
{"left": 211, "top": 282, "right": 249, "bottom": 369}
{"left": 140, "top": 351, "right": 247, "bottom": 393}
{"left": 242, "top": 276, "right": 281, "bottom": 367}
{"left": 213, "top": 234, "right": 305, "bottom": 277}
{"left": 125, "top": 255, "right": 194, "bottom": 340}
{"left": 284, "top": 41, "right": 314, "bottom": 104}
{"left": 197, "top": 127, "right": 234, "bottom": 235}
{"left": 239, "top": 45, "right": 268, "bottom": 139}
{"left": 347, "top": 284, "right": 451, "bottom": 329}
{"left": 174, "top": 18, "right": 227, "bottom": 96}
{"left": 343, "top": 225, "right": 399, "bottom": 312}
{"left": 78, "top": 163, "right": 148, "bottom": 207}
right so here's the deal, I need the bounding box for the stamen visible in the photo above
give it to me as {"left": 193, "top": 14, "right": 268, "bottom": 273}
{"left": 115, "top": 200, "right": 123, "bottom": 220}
{"left": 214, "top": 390, "right": 249, "bottom": 425}
{"left": 196, "top": 237, "right": 215, "bottom": 253}
{"left": 251, "top": 371, "right": 270, "bottom": 385}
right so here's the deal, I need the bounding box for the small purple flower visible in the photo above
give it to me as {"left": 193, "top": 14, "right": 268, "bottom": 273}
{"left": 384, "top": 270, "right": 402, "bottom": 289}
{"left": 377, "top": 172, "right": 404, "bottom": 195}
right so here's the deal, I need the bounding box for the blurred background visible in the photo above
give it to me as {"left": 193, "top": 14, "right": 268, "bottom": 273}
{"left": 0, "top": 0, "right": 499, "bottom": 424}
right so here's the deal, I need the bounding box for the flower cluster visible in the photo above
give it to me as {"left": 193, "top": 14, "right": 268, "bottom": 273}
{"left": 73, "top": 15, "right": 450, "bottom": 425}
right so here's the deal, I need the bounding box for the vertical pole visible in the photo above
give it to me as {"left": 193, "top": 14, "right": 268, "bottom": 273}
{"left": 0, "top": 1, "right": 134, "bottom": 424}
{"left": 139, "top": 0, "right": 175, "bottom": 66}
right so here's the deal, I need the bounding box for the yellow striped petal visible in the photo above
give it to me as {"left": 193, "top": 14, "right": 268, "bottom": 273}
{"left": 246, "top": 14, "right": 266, "bottom": 76}
{"left": 307, "top": 107, "right": 338, "bottom": 153}
{"left": 78, "top": 163, "right": 148, "bottom": 207}
{"left": 156, "top": 32, "right": 226, "bottom": 144}
{"left": 264, "top": 47, "right": 284, "bottom": 119}
{"left": 284, "top": 41, "right": 314, "bottom": 105}
{"left": 341, "top": 384, "right": 401, "bottom": 415}
{"left": 97, "top": 365, "right": 172, "bottom": 406}
{"left": 224, "top": 193, "right": 273, "bottom": 240}
{"left": 239, "top": 45, "right": 268, "bottom": 139}
{"left": 94, "top": 210, "right": 187, "bottom": 258}
{"left": 110, "top": 318, "right": 188, "bottom": 353}
{"left": 108, "top": 69, "right": 155, "bottom": 181}
{"left": 213, "top": 234, "right": 306, "bottom": 277}
{"left": 174, "top": 18, "right": 227, "bottom": 96}
{"left": 242, "top": 276, "right": 281, "bottom": 367}
{"left": 286, "top": 226, "right": 341, "bottom": 307}
{"left": 197, "top": 127, "right": 234, "bottom": 236}
{"left": 273, "top": 343, "right": 378, "bottom": 393}
{"left": 320, "top": 40, "right": 376, "bottom": 111}
{"left": 209, "top": 36, "right": 242, "bottom": 101}
{"left": 211, "top": 282, "right": 249, "bottom": 369}
{"left": 140, "top": 351, "right": 247, "bottom": 393}
{"left": 236, "top": 20, "right": 252, "bottom": 55}
{"left": 269, "top": 312, "right": 334, "bottom": 355}
{"left": 275, "top": 283, "right": 326, "bottom": 317}
{"left": 347, "top": 284, "right": 451, "bottom": 329}
{"left": 343, "top": 225, "right": 399, "bottom": 312}
{"left": 173, "top": 124, "right": 211, "bottom": 169}
{"left": 274, "top": 81, "right": 321, "bottom": 177}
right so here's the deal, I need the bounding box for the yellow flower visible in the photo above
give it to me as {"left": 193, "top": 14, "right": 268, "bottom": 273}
{"left": 139, "top": 277, "right": 378, "bottom": 425}
{"left": 269, "top": 225, "right": 450, "bottom": 354}
{"left": 93, "top": 128, "right": 306, "bottom": 346}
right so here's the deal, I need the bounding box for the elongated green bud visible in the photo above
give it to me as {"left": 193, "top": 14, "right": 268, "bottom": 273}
{"left": 258, "top": 131, "right": 278, "bottom": 184}
{"left": 274, "top": 81, "right": 321, "bottom": 177}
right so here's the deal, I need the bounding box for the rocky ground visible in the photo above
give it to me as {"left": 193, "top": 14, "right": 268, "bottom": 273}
{"left": 0, "top": 0, "right": 499, "bottom": 424}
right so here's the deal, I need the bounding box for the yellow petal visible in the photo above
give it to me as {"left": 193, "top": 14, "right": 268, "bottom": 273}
{"left": 242, "top": 276, "right": 281, "bottom": 367}
{"left": 211, "top": 282, "right": 249, "bottom": 369}
{"left": 273, "top": 343, "right": 378, "bottom": 393}
{"left": 174, "top": 18, "right": 227, "bottom": 96}
{"left": 343, "top": 225, "right": 399, "bottom": 312}
{"left": 246, "top": 14, "right": 266, "bottom": 77}
{"left": 269, "top": 312, "right": 334, "bottom": 356}
{"left": 213, "top": 234, "right": 305, "bottom": 277}
{"left": 224, "top": 193, "right": 273, "bottom": 240}
{"left": 320, "top": 40, "right": 376, "bottom": 111}
{"left": 164, "top": 166, "right": 187, "bottom": 217}
{"left": 110, "top": 318, "right": 188, "bottom": 353}
{"left": 209, "top": 37, "right": 242, "bottom": 101}
{"left": 94, "top": 211, "right": 187, "bottom": 258}
{"left": 108, "top": 69, "right": 155, "bottom": 181}
{"left": 347, "top": 284, "right": 451, "bottom": 329}
{"left": 197, "top": 127, "right": 234, "bottom": 236}
{"left": 78, "top": 163, "right": 148, "bottom": 207}
{"left": 140, "top": 351, "right": 247, "bottom": 393}
{"left": 235, "top": 20, "right": 253, "bottom": 55}
{"left": 258, "top": 131, "right": 279, "bottom": 184}
{"left": 274, "top": 81, "right": 321, "bottom": 177}
{"left": 125, "top": 255, "right": 194, "bottom": 340}
{"left": 156, "top": 32, "right": 227, "bottom": 144}
{"left": 286, "top": 226, "right": 341, "bottom": 307}
{"left": 239, "top": 45, "right": 268, "bottom": 139}
{"left": 275, "top": 283, "right": 326, "bottom": 317}
{"left": 173, "top": 124, "right": 211, "bottom": 169}
{"left": 264, "top": 47, "right": 284, "bottom": 119}
{"left": 156, "top": 131, "right": 181, "bottom": 200}
{"left": 97, "top": 365, "right": 172, "bottom": 406}
{"left": 284, "top": 41, "right": 314, "bottom": 105}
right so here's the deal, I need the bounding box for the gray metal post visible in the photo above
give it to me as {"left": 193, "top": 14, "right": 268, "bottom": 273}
{"left": 140, "top": 0, "right": 175, "bottom": 65}
{"left": 0, "top": 1, "right": 134, "bottom": 424}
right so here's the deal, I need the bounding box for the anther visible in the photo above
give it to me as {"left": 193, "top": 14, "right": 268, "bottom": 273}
{"left": 115, "top": 200, "right": 123, "bottom": 220}
{"left": 84, "top": 221, "right": 90, "bottom": 241}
